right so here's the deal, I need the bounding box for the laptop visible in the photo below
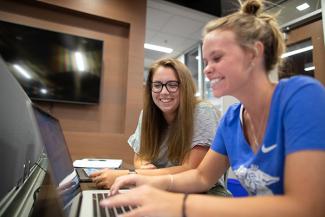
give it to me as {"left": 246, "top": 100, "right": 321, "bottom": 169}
{"left": 32, "top": 105, "right": 133, "bottom": 217}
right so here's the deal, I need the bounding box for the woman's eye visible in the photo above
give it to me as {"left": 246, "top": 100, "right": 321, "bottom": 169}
{"left": 213, "top": 56, "right": 221, "bottom": 62}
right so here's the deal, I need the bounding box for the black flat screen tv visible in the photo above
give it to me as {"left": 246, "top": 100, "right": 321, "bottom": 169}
{"left": 0, "top": 20, "right": 103, "bottom": 104}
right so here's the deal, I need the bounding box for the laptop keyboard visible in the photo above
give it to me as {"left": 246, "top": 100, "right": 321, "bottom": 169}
{"left": 92, "top": 193, "right": 134, "bottom": 217}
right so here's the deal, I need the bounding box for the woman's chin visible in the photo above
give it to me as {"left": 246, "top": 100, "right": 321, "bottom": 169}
{"left": 211, "top": 89, "right": 225, "bottom": 98}
{"left": 159, "top": 106, "right": 176, "bottom": 115}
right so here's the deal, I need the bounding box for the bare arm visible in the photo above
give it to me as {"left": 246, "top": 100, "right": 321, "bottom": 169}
{"left": 165, "top": 148, "right": 229, "bottom": 192}
{"left": 92, "top": 145, "right": 209, "bottom": 188}
{"left": 184, "top": 151, "right": 325, "bottom": 217}
{"left": 135, "top": 145, "right": 209, "bottom": 176}
{"left": 103, "top": 151, "right": 325, "bottom": 217}
{"left": 109, "top": 149, "right": 229, "bottom": 193}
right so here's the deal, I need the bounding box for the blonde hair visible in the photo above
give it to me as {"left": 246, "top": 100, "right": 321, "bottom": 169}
{"left": 203, "top": 0, "right": 285, "bottom": 73}
{"left": 139, "top": 58, "right": 198, "bottom": 164}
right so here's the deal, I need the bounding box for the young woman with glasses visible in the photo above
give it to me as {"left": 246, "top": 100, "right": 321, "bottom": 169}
{"left": 91, "top": 58, "right": 228, "bottom": 195}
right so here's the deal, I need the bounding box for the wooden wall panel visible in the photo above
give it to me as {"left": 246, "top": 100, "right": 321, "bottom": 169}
{"left": 0, "top": 0, "right": 146, "bottom": 164}
{"left": 286, "top": 20, "right": 325, "bottom": 85}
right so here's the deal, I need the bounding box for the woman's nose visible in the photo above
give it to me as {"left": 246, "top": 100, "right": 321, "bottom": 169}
{"left": 203, "top": 65, "right": 211, "bottom": 76}
{"left": 160, "top": 85, "right": 169, "bottom": 94}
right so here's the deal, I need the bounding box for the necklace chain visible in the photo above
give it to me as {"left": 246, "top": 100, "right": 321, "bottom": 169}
{"left": 243, "top": 83, "right": 275, "bottom": 150}
{"left": 245, "top": 109, "right": 268, "bottom": 148}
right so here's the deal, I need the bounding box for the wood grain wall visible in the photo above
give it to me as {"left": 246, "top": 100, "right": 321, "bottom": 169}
{"left": 286, "top": 20, "right": 325, "bottom": 85}
{"left": 0, "top": 0, "right": 146, "bottom": 164}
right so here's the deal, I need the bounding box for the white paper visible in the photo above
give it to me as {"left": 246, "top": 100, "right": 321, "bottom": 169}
{"left": 73, "top": 158, "right": 122, "bottom": 169}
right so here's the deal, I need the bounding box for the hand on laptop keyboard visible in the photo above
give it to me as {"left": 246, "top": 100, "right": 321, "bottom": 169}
{"left": 90, "top": 169, "right": 130, "bottom": 189}
{"left": 109, "top": 173, "right": 168, "bottom": 195}
{"left": 94, "top": 192, "right": 136, "bottom": 217}
{"left": 101, "top": 185, "right": 184, "bottom": 217}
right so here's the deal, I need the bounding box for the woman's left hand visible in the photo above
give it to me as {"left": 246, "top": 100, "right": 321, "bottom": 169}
{"left": 90, "top": 169, "right": 128, "bottom": 189}
{"left": 101, "top": 185, "right": 183, "bottom": 217}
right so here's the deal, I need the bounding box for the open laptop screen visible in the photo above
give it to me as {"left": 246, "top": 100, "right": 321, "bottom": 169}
{"left": 32, "top": 105, "right": 134, "bottom": 217}
{"left": 33, "top": 105, "right": 81, "bottom": 210}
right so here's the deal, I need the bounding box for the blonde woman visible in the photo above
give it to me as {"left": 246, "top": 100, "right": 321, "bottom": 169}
{"left": 101, "top": 1, "right": 325, "bottom": 217}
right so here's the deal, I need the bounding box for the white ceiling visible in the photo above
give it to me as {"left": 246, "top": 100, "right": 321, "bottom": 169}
{"left": 144, "top": 0, "right": 322, "bottom": 70}
{"left": 144, "top": 0, "right": 216, "bottom": 70}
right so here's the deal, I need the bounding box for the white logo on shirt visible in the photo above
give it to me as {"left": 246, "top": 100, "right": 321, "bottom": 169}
{"left": 261, "top": 144, "right": 277, "bottom": 154}
{"left": 234, "top": 165, "right": 280, "bottom": 195}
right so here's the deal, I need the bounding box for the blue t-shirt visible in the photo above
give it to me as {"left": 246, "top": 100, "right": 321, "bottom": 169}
{"left": 211, "top": 76, "right": 325, "bottom": 196}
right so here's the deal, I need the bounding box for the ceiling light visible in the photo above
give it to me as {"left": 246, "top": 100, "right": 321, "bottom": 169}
{"left": 296, "top": 3, "right": 310, "bottom": 11}
{"left": 304, "top": 66, "right": 315, "bottom": 71}
{"left": 144, "top": 43, "right": 173, "bottom": 53}
{"left": 281, "top": 45, "right": 313, "bottom": 58}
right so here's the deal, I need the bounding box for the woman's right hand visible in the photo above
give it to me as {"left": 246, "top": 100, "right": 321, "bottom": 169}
{"left": 101, "top": 185, "right": 183, "bottom": 217}
{"left": 110, "top": 174, "right": 168, "bottom": 195}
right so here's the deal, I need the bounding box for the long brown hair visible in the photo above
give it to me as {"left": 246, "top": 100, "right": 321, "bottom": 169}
{"left": 139, "top": 58, "right": 197, "bottom": 164}
{"left": 203, "top": 0, "right": 285, "bottom": 73}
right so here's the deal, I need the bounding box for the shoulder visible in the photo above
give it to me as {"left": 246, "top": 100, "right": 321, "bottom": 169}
{"left": 281, "top": 75, "right": 321, "bottom": 85}
{"left": 213, "top": 103, "right": 242, "bottom": 131}
{"left": 195, "top": 100, "right": 218, "bottom": 113}
{"left": 279, "top": 75, "right": 324, "bottom": 94}
{"left": 222, "top": 103, "right": 241, "bottom": 123}
{"left": 194, "top": 100, "right": 221, "bottom": 119}
{"left": 137, "top": 110, "right": 144, "bottom": 124}
{"left": 195, "top": 100, "right": 215, "bottom": 109}
{"left": 276, "top": 75, "right": 325, "bottom": 103}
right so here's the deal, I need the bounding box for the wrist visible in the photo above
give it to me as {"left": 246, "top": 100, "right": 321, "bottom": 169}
{"left": 167, "top": 174, "right": 174, "bottom": 191}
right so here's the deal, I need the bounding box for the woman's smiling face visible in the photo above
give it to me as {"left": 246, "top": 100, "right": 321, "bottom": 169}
{"left": 203, "top": 30, "right": 254, "bottom": 98}
{"left": 151, "top": 66, "right": 180, "bottom": 122}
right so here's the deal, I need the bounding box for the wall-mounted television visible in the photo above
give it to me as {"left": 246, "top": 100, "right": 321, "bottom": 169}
{"left": 0, "top": 20, "right": 103, "bottom": 104}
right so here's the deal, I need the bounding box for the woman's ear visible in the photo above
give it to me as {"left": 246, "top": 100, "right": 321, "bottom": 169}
{"left": 248, "top": 41, "right": 264, "bottom": 67}
{"left": 253, "top": 41, "right": 264, "bottom": 58}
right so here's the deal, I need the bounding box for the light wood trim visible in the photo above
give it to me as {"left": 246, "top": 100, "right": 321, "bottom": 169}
{"left": 286, "top": 19, "right": 325, "bottom": 85}
{"left": 0, "top": 0, "right": 146, "bottom": 164}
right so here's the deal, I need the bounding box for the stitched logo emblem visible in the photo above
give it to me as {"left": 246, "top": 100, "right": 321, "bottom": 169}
{"left": 261, "top": 144, "right": 277, "bottom": 154}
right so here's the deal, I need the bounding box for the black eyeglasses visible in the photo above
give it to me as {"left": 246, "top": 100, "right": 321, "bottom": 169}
{"left": 151, "top": 81, "right": 180, "bottom": 93}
